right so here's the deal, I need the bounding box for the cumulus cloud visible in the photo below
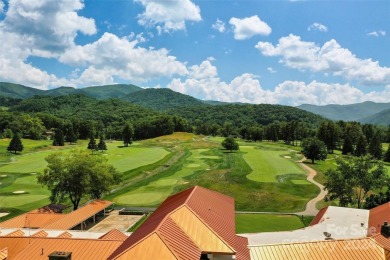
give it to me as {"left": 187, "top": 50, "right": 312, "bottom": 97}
{"left": 229, "top": 15, "right": 271, "bottom": 40}
{"left": 367, "top": 30, "right": 386, "bottom": 37}
{"left": 3, "top": 0, "right": 96, "bottom": 57}
{"left": 60, "top": 32, "right": 188, "bottom": 85}
{"left": 168, "top": 59, "right": 390, "bottom": 106}
{"left": 135, "top": 0, "right": 201, "bottom": 33}
{"left": 212, "top": 18, "right": 225, "bottom": 33}
{"left": 308, "top": 22, "right": 328, "bottom": 32}
{"left": 256, "top": 34, "right": 390, "bottom": 85}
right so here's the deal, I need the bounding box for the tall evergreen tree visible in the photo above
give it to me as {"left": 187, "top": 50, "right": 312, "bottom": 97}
{"left": 122, "top": 123, "right": 134, "bottom": 147}
{"left": 97, "top": 135, "right": 107, "bottom": 152}
{"left": 7, "top": 133, "right": 23, "bottom": 154}
{"left": 342, "top": 135, "right": 354, "bottom": 155}
{"left": 87, "top": 130, "right": 97, "bottom": 152}
{"left": 65, "top": 124, "right": 77, "bottom": 144}
{"left": 354, "top": 135, "right": 368, "bottom": 157}
{"left": 52, "top": 128, "right": 64, "bottom": 146}
{"left": 368, "top": 131, "right": 382, "bottom": 159}
{"left": 384, "top": 145, "right": 390, "bottom": 163}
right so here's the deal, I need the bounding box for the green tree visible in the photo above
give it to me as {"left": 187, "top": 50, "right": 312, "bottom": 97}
{"left": 368, "top": 131, "right": 382, "bottom": 159}
{"left": 65, "top": 124, "right": 77, "bottom": 144}
{"left": 52, "top": 128, "right": 64, "bottom": 146}
{"left": 354, "top": 135, "right": 368, "bottom": 157}
{"left": 342, "top": 135, "right": 354, "bottom": 155}
{"left": 384, "top": 145, "right": 390, "bottom": 163}
{"left": 122, "top": 123, "right": 134, "bottom": 147}
{"left": 221, "top": 137, "right": 239, "bottom": 152}
{"left": 87, "top": 131, "right": 97, "bottom": 152}
{"left": 301, "top": 137, "right": 327, "bottom": 163}
{"left": 38, "top": 150, "right": 120, "bottom": 210}
{"left": 7, "top": 133, "right": 23, "bottom": 154}
{"left": 97, "top": 135, "right": 107, "bottom": 152}
{"left": 325, "top": 156, "right": 388, "bottom": 208}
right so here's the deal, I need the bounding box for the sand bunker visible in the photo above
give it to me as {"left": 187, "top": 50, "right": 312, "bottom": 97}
{"left": 0, "top": 213, "right": 9, "bottom": 218}
{"left": 30, "top": 172, "right": 37, "bottom": 175}
{"left": 13, "top": 190, "right": 26, "bottom": 194}
{"left": 0, "top": 175, "right": 7, "bottom": 178}
{"left": 284, "top": 156, "right": 291, "bottom": 159}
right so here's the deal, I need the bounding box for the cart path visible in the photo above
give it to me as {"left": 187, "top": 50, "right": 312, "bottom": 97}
{"left": 295, "top": 158, "right": 328, "bottom": 216}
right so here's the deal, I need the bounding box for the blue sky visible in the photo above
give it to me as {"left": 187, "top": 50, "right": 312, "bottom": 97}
{"left": 0, "top": 0, "right": 389, "bottom": 106}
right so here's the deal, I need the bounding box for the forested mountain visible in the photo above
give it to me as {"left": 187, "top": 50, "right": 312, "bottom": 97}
{"left": 167, "top": 103, "right": 324, "bottom": 127}
{"left": 0, "top": 82, "right": 44, "bottom": 98}
{"left": 122, "top": 88, "right": 204, "bottom": 110}
{"left": 360, "top": 108, "right": 390, "bottom": 125}
{"left": 0, "top": 82, "right": 142, "bottom": 100}
{"left": 298, "top": 101, "right": 390, "bottom": 122}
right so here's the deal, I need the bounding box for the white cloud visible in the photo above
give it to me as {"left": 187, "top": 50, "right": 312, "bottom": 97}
{"left": 256, "top": 34, "right": 390, "bottom": 85}
{"left": 267, "top": 67, "right": 276, "bottom": 73}
{"left": 3, "top": 0, "right": 96, "bottom": 57}
{"left": 135, "top": 0, "right": 201, "bottom": 33}
{"left": 168, "top": 59, "right": 390, "bottom": 106}
{"left": 212, "top": 19, "right": 225, "bottom": 33}
{"left": 229, "top": 15, "right": 271, "bottom": 40}
{"left": 60, "top": 32, "right": 188, "bottom": 86}
{"left": 308, "top": 22, "right": 328, "bottom": 32}
{"left": 367, "top": 30, "right": 386, "bottom": 37}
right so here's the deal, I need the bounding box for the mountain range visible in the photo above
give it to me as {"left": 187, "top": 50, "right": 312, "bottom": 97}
{"left": 1, "top": 81, "right": 390, "bottom": 125}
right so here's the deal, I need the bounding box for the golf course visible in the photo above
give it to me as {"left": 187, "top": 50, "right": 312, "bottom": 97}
{"left": 0, "top": 133, "right": 319, "bottom": 230}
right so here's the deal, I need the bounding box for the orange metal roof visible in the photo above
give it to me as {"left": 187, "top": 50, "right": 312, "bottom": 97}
{"left": 99, "top": 229, "right": 128, "bottom": 241}
{"left": 108, "top": 186, "right": 249, "bottom": 260}
{"left": 0, "top": 247, "right": 7, "bottom": 260}
{"left": 369, "top": 202, "right": 390, "bottom": 236}
{"left": 31, "top": 230, "right": 48, "bottom": 238}
{"left": 6, "top": 230, "right": 24, "bottom": 237}
{"left": 248, "top": 238, "right": 385, "bottom": 260}
{"left": 0, "top": 212, "right": 64, "bottom": 229}
{"left": 43, "top": 200, "right": 112, "bottom": 230}
{"left": 372, "top": 233, "right": 390, "bottom": 251}
{"left": 0, "top": 200, "right": 112, "bottom": 230}
{"left": 309, "top": 206, "right": 328, "bottom": 226}
{"left": 57, "top": 232, "right": 72, "bottom": 238}
{"left": 0, "top": 237, "right": 122, "bottom": 260}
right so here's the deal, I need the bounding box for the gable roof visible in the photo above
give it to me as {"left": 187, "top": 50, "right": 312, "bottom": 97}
{"left": 369, "top": 202, "right": 390, "bottom": 236}
{"left": 0, "top": 237, "right": 122, "bottom": 260}
{"left": 108, "top": 186, "right": 249, "bottom": 260}
{"left": 0, "top": 200, "right": 112, "bottom": 230}
{"left": 248, "top": 237, "right": 386, "bottom": 260}
{"left": 99, "top": 229, "right": 128, "bottom": 241}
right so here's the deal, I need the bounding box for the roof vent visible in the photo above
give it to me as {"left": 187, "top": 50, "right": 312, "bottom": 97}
{"left": 48, "top": 251, "right": 72, "bottom": 260}
{"left": 381, "top": 221, "right": 390, "bottom": 238}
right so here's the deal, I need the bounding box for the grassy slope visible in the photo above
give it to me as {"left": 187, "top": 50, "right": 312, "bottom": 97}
{"left": 235, "top": 214, "right": 305, "bottom": 233}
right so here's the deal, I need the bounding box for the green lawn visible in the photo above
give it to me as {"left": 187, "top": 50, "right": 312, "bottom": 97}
{"left": 112, "top": 148, "right": 220, "bottom": 206}
{"left": 241, "top": 146, "right": 305, "bottom": 183}
{"left": 235, "top": 214, "right": 305, "bottom": 233}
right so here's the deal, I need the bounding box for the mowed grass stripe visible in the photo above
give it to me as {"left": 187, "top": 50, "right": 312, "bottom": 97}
{"left": 235, "top": 214, "right": 305, "bottom": 233}
{"left": 242, "top": 146, "right": 305, "bottom": 183}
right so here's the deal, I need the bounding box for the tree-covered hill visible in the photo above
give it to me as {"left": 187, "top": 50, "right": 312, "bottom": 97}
{"left": 0, "top": 82, "right": 44, "bottom": 98}
{"left": 360, "top": 108, "right": 390, "bottom": 125}
{"left": 298, "top": 101, "right": 390, "bottom": 122}
{"left": 122, "top": 88, "right": 205, "bottom": 110}
{"left": 167, "top": 103, "right": 325, "bottom": 127}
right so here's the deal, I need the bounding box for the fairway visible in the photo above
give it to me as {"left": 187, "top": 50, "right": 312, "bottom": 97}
{"left": 235, "top": 214, "right": 305, "bottom": 233}
{"left": 242, "top": 146, "right": 305, "bottom": 182}
{"left": 112, "top": 148, "right": 220, "bottom": 206}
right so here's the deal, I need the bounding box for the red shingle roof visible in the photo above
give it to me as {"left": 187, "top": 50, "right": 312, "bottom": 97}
{"left": 108, "top": 186, "right": 249, "bottom": 260}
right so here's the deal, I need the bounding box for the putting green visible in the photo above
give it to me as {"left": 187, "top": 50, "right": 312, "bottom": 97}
{"left": 290, "top": 179, "right": 311, "bottom": 185}
{"left": 113, "top": 148, "right": 220, "bottom": 206}
{"left": 242, "top": 146, "right": 305, "bottom": 183}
